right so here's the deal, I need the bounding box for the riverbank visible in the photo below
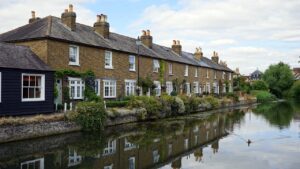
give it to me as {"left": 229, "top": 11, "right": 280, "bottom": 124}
{"left": 0, "top": 99, "right": 256, "bottom": 144}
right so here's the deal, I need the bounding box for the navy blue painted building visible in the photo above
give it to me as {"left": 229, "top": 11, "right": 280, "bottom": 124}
{"left": 0, "top": 43, "right": 54, "bottom": 115}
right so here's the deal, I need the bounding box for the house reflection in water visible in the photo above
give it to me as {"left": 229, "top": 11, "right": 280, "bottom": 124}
{"left": 0, "top": 109, "right": 246, "bottom": 169}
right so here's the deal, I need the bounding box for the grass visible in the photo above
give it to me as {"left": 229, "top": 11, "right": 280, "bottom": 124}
{"left": 0, "top": 113, "right": 65, "bottom": 126}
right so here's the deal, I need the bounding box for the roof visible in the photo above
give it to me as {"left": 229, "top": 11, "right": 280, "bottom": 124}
{"left": 251, "top": 69, "right": 263, "bottom": 76}
{"left": 0, "top": 43, "right": 52, "bottom": 71}
{"left": 0, "top": 16, "right": 233, "bottom": 72}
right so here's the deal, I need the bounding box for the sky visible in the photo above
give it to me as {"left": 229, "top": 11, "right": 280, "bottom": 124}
{"left": 0, "top": 0, "right": 299, "bottom": 74}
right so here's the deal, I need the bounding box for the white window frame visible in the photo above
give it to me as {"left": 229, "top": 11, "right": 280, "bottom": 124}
{"left": 214, "top": 71, "right": 217, "bottom": 79}
{"left": 169, "top": 63, "right": 173, "bottom": 75}
{"left": 21, "top": 158, "right": 44, "bottom": 169}
{"left": 222, "top": 71, "right": 225, "bottom": 79}
{"left": 206, "top": 82, "right": 211, "bottom": 93}
{"left": 95, "top": 79, "right": 101, "bottom": 96}
{"left": 69, "top": 45, "right": 79, "bottom": 66}
{"left": 129, "top": 55, "right": 136, "bottom": 71}
{"left": 21, "top": 73, "right": 45, "bottom": 102}
{"left": 166, "top": 81, "right": 173, "bottom": 95}
{"left": 206, "top": 69, "right": 209, "bottom": 78}
{"left": 195, "top": 68, "right": 198, "bottom": 77}
{"left": 104, "top": 164, "right": 113, "bottom": 169}
{"left": 68, "top": 149, "right": 82, "bottom": 167}
{"left": 229, "top": 73, "right": 232, "bottom": 80}
{"left": 124, "top": 138, "right": 137, "bottom": 151}
{"left": 193, "top": 82, "right": 199, "bottom": 94}
{"left": 103, "top": 80, "right": 117, "bottom": 98}
{"left": 69, "top": 77, "right": 85, "bottom": 100}
{"left": 153, "top": 59, "right": 160, "bottom": 72}
{"left": 154, "top": 81, "right": 161, "bottom": 96}
{"left": 105, "top": 50, "right": 113, "bottom": 69}
{"left": 153, "top": 150, "right": 160, "bottom": 163}
{"left": 103, "top": 139, "right": 117, "bottom": 156}
{"left": 129, "top": 157, "right": 136, "bottom": 169}
{"left": 125, "top": 79, "right": 136, "bottom": 96}
{"left": 0, "top": 72, "right": 1, "bottom": 103}
{"left": 184, "top": 65, "right": 189, "bottom": 76}
{"left": 186, "top": 82, "right": 190, "bottom": 95}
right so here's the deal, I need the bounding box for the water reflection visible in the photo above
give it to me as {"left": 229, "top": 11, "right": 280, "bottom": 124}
{"left": 0, "top": 102, "right": 299, "bottom": 169}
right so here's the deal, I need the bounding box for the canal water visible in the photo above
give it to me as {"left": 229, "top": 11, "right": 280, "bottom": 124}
{"left": 0, "top": 101, "right": 299, "bottom": 169}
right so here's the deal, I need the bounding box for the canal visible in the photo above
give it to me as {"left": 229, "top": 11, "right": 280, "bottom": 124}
{"left": 0, "top": 101, "right": 299, "bottom": 169}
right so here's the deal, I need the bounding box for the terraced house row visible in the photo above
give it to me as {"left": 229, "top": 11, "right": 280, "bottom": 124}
{"left": 0, "top": 5, "right": 233, "bottom": 105}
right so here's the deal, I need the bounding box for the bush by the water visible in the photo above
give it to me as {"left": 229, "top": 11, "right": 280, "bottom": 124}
{"left": 255, "top": 91, "right": 276, "bottom": 103}
{"left": 251, "top": 80, "right": 269, "bottom": 91}
{"left": 106, "top": 100, "right": 129, "bottom": 108}
{"left": 75, "top": 101, "right": 107, "bottom": 130}
{"left": 290, "top": 81, "right": 300, "bottom": 99}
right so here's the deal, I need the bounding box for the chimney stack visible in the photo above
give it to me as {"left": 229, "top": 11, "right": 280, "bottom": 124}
{"left": 194, "top": 47, "right": 203, "bottom": 61}
{"left": 211, "top": 51, "right": 219, "bottom": 63}
{"left": 172, "top": 40, "right": 182, "bottom": 56}
{"left": 61, "top": 4, "right": 76, "bottom": 31}
{"left": 29, "top": 11, "right": 40, "bottom": 24}
{"left": 94, "top": 14, "right": 110, "bottom": 38}
{"left": 140, "top": 30, "right": 153, "bottom": 48}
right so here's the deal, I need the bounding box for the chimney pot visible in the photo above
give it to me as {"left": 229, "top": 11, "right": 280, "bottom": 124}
{"left": 97, "top": 15, "right": 101, "bottom": 22}
{"left": 177, "top": 40, "right": 180, "bottom": 45}
{"left": 69, "top": 4, "right": 73, "bottom": 12}
{"left": 31, "top": 11, "right": 35, "bottom": 19}
{"left": 142, "top": 30, "right": 147, "bottom": 36}
{"left": 173, "top": 40, "right": 177, "bottom": 45}
{"left": 146, "top": 30, "right": 150, "bottom": 36}
{"left": 194, "top": 46, "right": 203, "bottom": 61}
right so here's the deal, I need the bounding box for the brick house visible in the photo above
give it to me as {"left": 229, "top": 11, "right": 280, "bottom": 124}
{"left": 0, "top": 5, "right": 233, "bottom": 103}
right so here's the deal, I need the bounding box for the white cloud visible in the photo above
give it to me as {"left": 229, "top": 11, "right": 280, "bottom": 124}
{"left": 0, "top": 0, "right": 96, "bottom": 33}
{"left": 130, "top": 0, "right": 300, "bottom": 74}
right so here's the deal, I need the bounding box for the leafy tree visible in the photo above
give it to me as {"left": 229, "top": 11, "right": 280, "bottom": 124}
{"left": 233, "top": 76, "right": 251, "bottom": 93}
{"left": 290, "top": 81, "right": 300, "bottom": 99}
{"left": 251, "top": 80, "right": 268, "bottom": 91}
{"left": 263, "top": 62, "right": 294, "bottom": 98}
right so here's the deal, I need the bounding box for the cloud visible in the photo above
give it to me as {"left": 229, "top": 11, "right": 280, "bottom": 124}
{"left": 0, "top": 0, "right": 96, "bottom": 33}
{"left": 130, "top": 0, "right": 300, "bottom": 74}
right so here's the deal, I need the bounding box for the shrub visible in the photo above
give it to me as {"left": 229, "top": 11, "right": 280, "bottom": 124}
{"left": 290, "top": 81, "right": 300, "bottom": 99}
{"left": 127, "top": 96, "right": 162, "bottom": 119}
{"left": 178, "top": 95, "right": 202, "bottom": 113}
{"left": 225, "top": 92, "right": 239, "bottom": 102}
{"left": 255, "top": 91, "right": 276, "bottom": 103}
{"left": 173, "top": 97, "right": 185, "bottom": 114}
{"left": 106, "top": 100, "right": 129, "bottom": 108}
{"left": 204, "top": 96, "right": 220, "bottom": 108}
{"left": 252, "top": 80, "right": 269, "bottom": 91}
{"left": 170, "top": 91, "right": 178, "bottom": 96}
{"left": 75, "top": 101, "right": 107, "bottom": 130}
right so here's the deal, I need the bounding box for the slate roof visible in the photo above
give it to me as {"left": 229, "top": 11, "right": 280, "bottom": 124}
{"left": 0, "top": 42, "right": 52, "bottom": 71}
{"left": 0, "top": 16, "right": 233, "bottom": 72}
{"left": 250, "top": 70, "right": 263, "bottom": 76}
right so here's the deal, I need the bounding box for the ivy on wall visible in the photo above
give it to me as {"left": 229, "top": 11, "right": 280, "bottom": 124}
{"left": 159, "top": 60, "right": 165, "bottom": 84}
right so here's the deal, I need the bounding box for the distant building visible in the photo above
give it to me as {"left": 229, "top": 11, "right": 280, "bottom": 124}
{"left": 249, "top": 69, "right": 263, "bottom": 81}
{"left": 293, "top": 68, "right": 300, "bottom": 81}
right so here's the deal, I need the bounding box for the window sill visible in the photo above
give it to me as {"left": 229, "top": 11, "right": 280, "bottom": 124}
{"left": 104, "top": 96, "right": 116, "bottom": 99}
{"left": 169, "top": 74, "right": 174, "bottom": 76}
{"left": 69, "top": 63, "right": 80, "bottom": 66}
{"left": 153, "top": 71, "right": 159, "bottom": 73}
{"left": 105, "top": 67, "right": 114, "bottom": 69}
{"left": 184, "top": 75, "right": 188, "bottom": 77}
{"left": 129, "top": 70, "right": 136, "bottom": 72}
{"left": 22, "top": 98, "right": 45, "bottom": 102}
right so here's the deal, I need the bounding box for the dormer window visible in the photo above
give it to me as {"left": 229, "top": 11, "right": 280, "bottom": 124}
{"left": 69, "top": 45, "right": 79, "bottom": 66}
{"left": 105, "top": 51, "right": 113, "bottom": 69}
{"left": 153, "top": 59, "right": 160, "bottom": 72}
{"left": 184, "top": 65, "right": 189, "bottom": 76}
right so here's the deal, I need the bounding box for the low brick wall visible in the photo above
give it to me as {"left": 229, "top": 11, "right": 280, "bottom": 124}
{"left": 0, "top": 99, "right": 257, "bottom": 144}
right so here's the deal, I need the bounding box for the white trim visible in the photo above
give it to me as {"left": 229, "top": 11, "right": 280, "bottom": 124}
{"left": 129, "top": 55, "right": 136, "bottom": 71}
{"left": 168, "top": 63, "right": 173, "bottom": 75}
{"left": 0, "top": 72, "right": 1, "bottom": 103}
{"left": 184, "top": 65, "right": 189, "bottom": 76}
{"left": 21, "top": 158, "right": 44, "bottom": 169}
{"left": 125, "top": 79, "right": 136, "bottom": 96}
{"left": 95, "top": 79, "right": 101, "bottom": 96}
{"left": 222, "top": 71, "right": 225, "bottom": 79}
{"left": 193, "top": 81, "right": 199, "bottom": 94}
{"left": 129, "top": 156, "right": 136, "bottom": 169}
{"left": 186, "top": 82, "right": 190, "bottom": 94}
{"left": 153, "top": 59, "right": 160, "bottom": 72}
{"left": 69, "top": 45, "right": 80, "bottom": 66}
{"left": 166, "top": 81, "right": 173, "bottom": 95}
{"left": 195, "top": 68, "right": 198, "bottom": 77}
{"left": 21, "top": 73, "right": 45, "bottom": 102}
{"left": 229, "top": 73, "right": 232, "bottom": 80}
{"left": 103, "top": 80, "right": 117, "bottom": 98}
{"left": 105, "top": 50, "right": 113, "bottom": 69}
{"left": 206, "top": 69, "right": 209, "bottom": 78}
{"left": 69, "top": 77, "right": 85, "bottom": 100}
{"left": 154, "top": 81, "right": 161, "bottom": 96}
{"left": 214, "top": 71, "right": 217, "bottom": 79}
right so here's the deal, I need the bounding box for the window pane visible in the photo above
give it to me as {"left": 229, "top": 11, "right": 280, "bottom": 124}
{"left": 23, "top": 76, "right": 29, "bottom": 86}
{"left": 35, "top": 88, "right": 41, "bottom": 98}
{"left": 29, "top": 88, "right": 35, "bottom": 98}
{"left": 36, "top": 76, "right": 41, "bottom": 86}
{"left": 23, "top": 88, "right": 29, "bottom": 98}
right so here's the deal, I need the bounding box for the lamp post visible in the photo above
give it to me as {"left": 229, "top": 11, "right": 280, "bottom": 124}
{"left": 136, "top": 36, "right": 142, "bottom": 95}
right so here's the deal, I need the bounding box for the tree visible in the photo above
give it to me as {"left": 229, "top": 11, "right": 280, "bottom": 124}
{"left": 251, "top": 80, "right": 268, "bottom": 91}
{"left": 290, "top": 81, "right": 300, "bottom": 99}
{"left": 263, "top": 62, "right": 294, "bottom": 98}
